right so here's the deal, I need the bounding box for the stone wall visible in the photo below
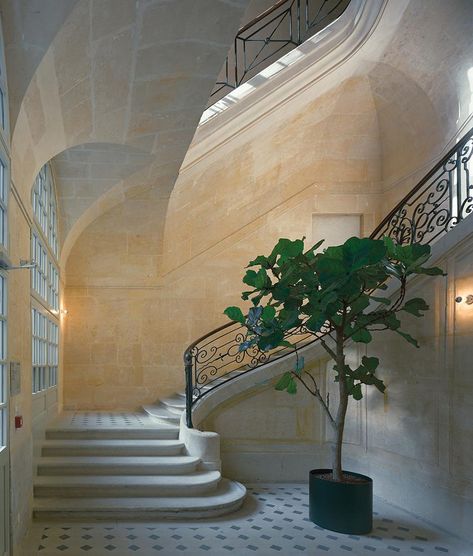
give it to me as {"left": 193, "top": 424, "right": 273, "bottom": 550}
{"left": 63, "top": 73, "right": 382, "bottom": 409}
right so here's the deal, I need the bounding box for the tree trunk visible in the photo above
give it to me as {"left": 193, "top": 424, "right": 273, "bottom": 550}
{"left": 332, "top": 329, "right": 349, "bottom": 482}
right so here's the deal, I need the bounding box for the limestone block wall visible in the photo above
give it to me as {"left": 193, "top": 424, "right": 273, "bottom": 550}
{"left": 63, "top": 187, "right": 170, "bottom": 410}
{"left": 63, "top": 73, "right": 382, "bottom": 409}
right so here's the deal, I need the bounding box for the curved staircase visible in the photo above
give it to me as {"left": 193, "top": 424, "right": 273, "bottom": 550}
{"left": 33, "top": 410, "right": 245, "bottom": 521}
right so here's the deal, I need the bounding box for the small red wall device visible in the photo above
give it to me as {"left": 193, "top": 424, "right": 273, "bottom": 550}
{"left": 14, "top": 416, "right": 23, "bottom": 429}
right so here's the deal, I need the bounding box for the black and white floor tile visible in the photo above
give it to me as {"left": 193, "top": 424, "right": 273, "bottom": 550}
{"left": 19, "top": 485, "right": 472, "bottom": 556}
{"left": 67, "top": 412, "right": 153, "bottom": 428}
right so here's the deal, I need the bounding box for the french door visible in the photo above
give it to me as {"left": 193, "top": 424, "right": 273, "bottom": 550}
{"left": 0, "top": 272, "right": 9, "bottom": 556}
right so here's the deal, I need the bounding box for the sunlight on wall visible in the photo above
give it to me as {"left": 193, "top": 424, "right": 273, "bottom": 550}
{"left": 468, "top": 67, "right": 473, "bottom": 115}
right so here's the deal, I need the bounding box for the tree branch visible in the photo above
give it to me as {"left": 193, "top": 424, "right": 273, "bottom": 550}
{"left": 320, "top": 338, "right": 337, "bottom": 360}
{"left": 292, "top": 371, "right": 335, "bottom": 428}
{"left": 303, "top": 370, "right": 335, "bottom": 426}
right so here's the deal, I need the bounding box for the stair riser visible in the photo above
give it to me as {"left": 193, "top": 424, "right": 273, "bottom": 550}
{"left": 46, "top": 430, "right": 178, "bottom": 441}
{"left": 34, "top": 482, "right": 219, "bottom": 498}
{"left": 37, "top": 463, "right": 198, "bottom": 476}
{"left": 145, "top": 414, "right": 180, "bottom": 423}
{"left": 42, "top": 447, "right": 183, "bottom": 457}
{"left": 162, "top": 406, "right": 184, "bottom": 415}
{"left": 33, "top": 500, "right": 244, "bottom": 521}
{"left": 148, "top": 418, "right": 180, "bottom": 427}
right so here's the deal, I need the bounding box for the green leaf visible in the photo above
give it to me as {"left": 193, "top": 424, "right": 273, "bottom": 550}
{"left": 261, "top": 306, "right": 276, "bottom": 322}
{"left": 383, "top": 236, "right": 396, "bottom": 257}
{"left": 258, "top": 330, "right": 285, "bottom": 351}
{"left": 255, "top": 268, "right": 271, "bottom": 289}
{"left": 305, "top": 313, "right": 327, "bottom": 333}
{"left": 294, "top": 356, "right": 305, "bottom": 374}
{"left": 280, "top": 340, "right": 294, "bottom": 349}
{"left": 275, "top": 372, "right": 292, "bottom": 391}
{"left": 349, "top": 295, "right": 370, "bottom": 316}
{"left": 414, "top": 266, "right": 445, "bottom": 276}
{"left": 287, "top": 377, "right": 298, "bottom": 394}
{"left": 224, "top": 306, "right": 245, "bottom": 324}
{"left": 342, "top": 237, "right": 386, "bottom": 269}
{"left": 270, "top": 238, "right": 305, "bottom": 264}
{"left": 395, "top": 329, "right": 419, "bottom": 348}
{"left": 243, "top": 269, "right": 258, "bottom": 287}
{"left": 308, "top": 239, "right": 325, "bottom": 254}
{"left": 351, "top": 328, "right": 372, "bottom": 343}
{"left": 313, "top": 255, "right": 347, "bottom": 287}
{"left": 247, "top": 306, "right": 263, "bottom": 326}
{"left": 401, "top": 297, "right": 430, "bottom": 317}
{"left": 247, "top": 255, "right": 270, "bottom": 268}
{"left": 361, "top": 355, "right": 379, "bottom": 372}
{"left": 272, "top": 283, "right": 291, "bottom": 301}
{"left": 351, "top": 383, "right": 363, "bottom": 400}
{"left": 279, "top": 308, "right": 300, "bottom": 329}
{"left": 384, "top": 313, "right": 401, "bottom": 330}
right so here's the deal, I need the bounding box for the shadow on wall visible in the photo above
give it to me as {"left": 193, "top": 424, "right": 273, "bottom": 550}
{"left": 367, "top": 62, "right": 442, "bottom": 192}
{"left": 51, "top": 141, "right": 156, "bottom": 246}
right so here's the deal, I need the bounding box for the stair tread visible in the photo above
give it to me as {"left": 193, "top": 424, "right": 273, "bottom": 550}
{"left": 34, "top": 479, "right": 245, "bottom": 512}
{"left": 35, "top": 470, "right": 221, "bottom": 487}
{"left": 161, "top": 397, "right": 186, "bottom": 408}
{"left": 36, "top": 456, "right": 199, "bottom": 466}
{"left": 42, "top": 439, "right": 183, "bottom": 447}
{"left": 47, "top": 424, "right": 178, "bottom": 432}
{"left": 143, "top": 406, "right": 180, "bottom": 420}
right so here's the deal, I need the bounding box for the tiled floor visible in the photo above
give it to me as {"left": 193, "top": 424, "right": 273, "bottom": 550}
{"left": 19, "top": 485, "right": 472, "bottom": 556}
{"left": 58, "top": 412, "right": 159, "bottom": 428}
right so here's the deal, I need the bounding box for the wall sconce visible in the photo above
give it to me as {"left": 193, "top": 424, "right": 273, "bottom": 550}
{"left": 0, "top": 253, "right": 36, "bottom": 270}
{"left": 455, "top": 294, "right": 473, "bottom": 305}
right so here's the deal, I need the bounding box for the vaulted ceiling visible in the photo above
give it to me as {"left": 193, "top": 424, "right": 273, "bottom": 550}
{"left": 1, "top": 0, "right": 251, "bottom": 260}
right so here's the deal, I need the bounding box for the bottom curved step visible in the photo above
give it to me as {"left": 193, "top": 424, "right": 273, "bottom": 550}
{"left": 33, "top": 478, "right": 246, "bottom": 521}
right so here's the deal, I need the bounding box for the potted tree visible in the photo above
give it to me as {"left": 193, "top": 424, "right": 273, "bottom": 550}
{"left": 224, "top": 236, "right": 444, "bottom": 534}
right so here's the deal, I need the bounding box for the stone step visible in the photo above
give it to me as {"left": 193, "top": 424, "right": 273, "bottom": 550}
{"left": 34, "top": 471, "right": 221, "bottom": 498}
{"left": 36, "top": 456, "right": 200, "bottom": 476}
{"left": 33, "top": 479, "right": 246, "bottom": 520}
{"left": 143, "top": 405, "right": 181, "bottom": 424}
{"left": 160, "top": 399, "right": 185, "bottom": 416}
{"left": 42, "top": 439, "right": 185, "bottom": 457}
{"left": 161, "top": 396, "right": 186, "bottom": 410}
{"left": 45, "top": 426, "right": 179, "bottom": 441}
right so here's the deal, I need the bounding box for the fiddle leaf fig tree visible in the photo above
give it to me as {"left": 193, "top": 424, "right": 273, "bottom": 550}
{"left": 224, "top": 236, "right": 444, "bottom": 482}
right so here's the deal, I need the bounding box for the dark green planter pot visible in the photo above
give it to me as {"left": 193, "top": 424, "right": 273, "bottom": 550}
{"left": 309, "top": 469, "right": 373, "bottom": 534}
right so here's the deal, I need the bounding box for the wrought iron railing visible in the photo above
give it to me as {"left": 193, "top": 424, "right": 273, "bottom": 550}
{"left": 208, "top": 0, "right": 351, "bottom": 107}
{"left": 184, "top": 127, "right": 473, "bottom": 427}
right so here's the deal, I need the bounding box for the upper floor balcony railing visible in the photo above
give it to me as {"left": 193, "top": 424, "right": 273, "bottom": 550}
{"left": 207, "top": 0, "right": 351, "bottom": 108}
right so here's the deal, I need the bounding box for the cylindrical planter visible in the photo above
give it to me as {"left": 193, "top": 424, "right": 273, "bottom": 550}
{"left": 309, "top": 468, "right": 373, "bottom": 534}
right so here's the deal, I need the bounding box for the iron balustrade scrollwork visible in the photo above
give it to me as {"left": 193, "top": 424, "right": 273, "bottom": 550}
{"left": 208, "top": 0, "right": 351, "bottom": 107}
{"left": 371, "top": 130, "right": 473, "bottom": 244}
{"left": 184, "top": 127, "right": 473, "bottom": 428}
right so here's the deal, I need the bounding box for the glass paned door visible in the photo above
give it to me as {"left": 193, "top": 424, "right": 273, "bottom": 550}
{"left": 0, "top": 273, "right": 9, "bottom": 556}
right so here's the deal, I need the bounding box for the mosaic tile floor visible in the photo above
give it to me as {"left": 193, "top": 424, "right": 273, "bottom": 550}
{"left": 61, "top": 412, "right": 157, "bottom": 428}
{"left": 19, "top": 485, "right": 472, "bottom": 556}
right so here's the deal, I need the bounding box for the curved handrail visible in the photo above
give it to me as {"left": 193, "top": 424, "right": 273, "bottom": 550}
{"left": 184, "top": 126, "right": 473, "bottom": 428}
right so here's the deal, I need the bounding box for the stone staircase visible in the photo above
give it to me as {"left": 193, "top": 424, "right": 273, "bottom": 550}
{"left": 33, "top": 404, "right": 245, "bottom": 520}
